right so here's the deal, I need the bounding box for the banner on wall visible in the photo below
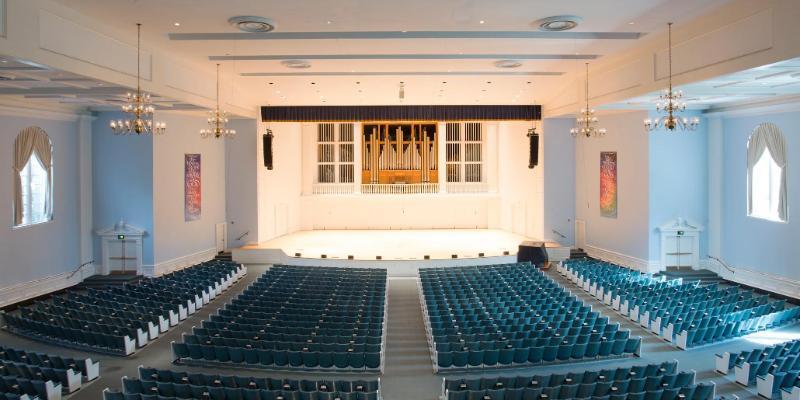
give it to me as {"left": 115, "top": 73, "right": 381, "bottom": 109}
{"left": 184, "top": 154, "right": 201, "bottom": 221}
{"left": 600, "top": 151, "right": 618, "bottom": 218}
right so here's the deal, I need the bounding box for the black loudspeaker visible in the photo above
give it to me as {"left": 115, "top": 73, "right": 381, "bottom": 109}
{"left": 528, "top": 128, "right": 539, "bottom": 169}
{"left": 517, "top": 241, "right": 549, "bottom": 267}
{"left": 263, "top": 130, "right": 274, "bottom": 170}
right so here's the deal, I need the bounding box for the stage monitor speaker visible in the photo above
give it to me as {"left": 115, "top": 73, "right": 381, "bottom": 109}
{"left": 263, "top": 131, "right": 274, "bottom": 170}
{"left": 528, "top": 129, "right": 539, "bottom": 169}
{"left": 517, "top": 241, "right": 548, "bottom": 267}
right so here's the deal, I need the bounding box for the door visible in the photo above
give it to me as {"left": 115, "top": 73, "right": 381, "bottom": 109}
{"left": 575, "top": 220, "right": 586, "bottom": 250}
{"left": 215, "top": 223, "right": 226, "bottom": 252}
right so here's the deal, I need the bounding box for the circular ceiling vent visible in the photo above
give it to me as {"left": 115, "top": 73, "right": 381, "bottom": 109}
{"left": 534, "top": 15, "right": 582, "bottom": 31}
{"left": 281, "top": 59, "right": 311, "bottom": 69}
{"left": 495, "top": 60, "right": 522, "bottom": 69}
{"left": 228, "top": 16, "right": 275, "bottom": 33}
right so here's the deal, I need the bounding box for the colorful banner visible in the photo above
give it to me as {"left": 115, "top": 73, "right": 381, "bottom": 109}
{"left": 184, "top": 154, "right": 201, "bottom": 221}
{"left": 600, "top": 151, "right": 618, "bottom": 218}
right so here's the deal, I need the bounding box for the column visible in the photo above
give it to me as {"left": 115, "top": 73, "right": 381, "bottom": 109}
{"left": 707, "top": 116, "right": 723, "bottom": 258}
{"left": 353, "top": 122, "right": 362, "bottom": 194}
{"left": 437, "top": 122, "right": 446, "bottom": 193}
{"left": 78, "top": 113, "right": 94, "bottom": 275}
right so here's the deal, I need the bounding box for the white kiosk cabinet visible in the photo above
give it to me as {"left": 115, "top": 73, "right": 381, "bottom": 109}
{"left": 658, "top": 218, "right": 703, "bottom": 271}
{"left": 96, "top": 220, "right": 146, "bottom": 275}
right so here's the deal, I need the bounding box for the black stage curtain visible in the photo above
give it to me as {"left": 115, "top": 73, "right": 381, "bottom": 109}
{"left": 261, "top": 105, "right": 541, "bottom": 122}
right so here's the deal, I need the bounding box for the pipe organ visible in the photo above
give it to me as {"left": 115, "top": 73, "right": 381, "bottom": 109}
{"left": 362, "top": 123, "right": 438, "bottom": 184}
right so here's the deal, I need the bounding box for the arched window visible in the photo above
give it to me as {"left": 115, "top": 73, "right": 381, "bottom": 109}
{"left": 747, "top": 123, "right": 787, "bottom": 222}
{"left": 12, "top": 127, "right": 53, "bottom": 227}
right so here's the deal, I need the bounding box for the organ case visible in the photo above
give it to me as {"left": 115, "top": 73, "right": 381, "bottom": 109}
{"left": 361, "top": 122, "right": 438, "bottom": 184}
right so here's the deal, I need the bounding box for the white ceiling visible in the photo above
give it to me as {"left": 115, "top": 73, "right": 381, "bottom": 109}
{"left": 614, "top": 57, "right": 800, "bottom": 110}
{"left": 0, "top": 56, "right": 203, "bottom": 112}
{"left": 44, "top": 0, "right": 732, "bottom": 106}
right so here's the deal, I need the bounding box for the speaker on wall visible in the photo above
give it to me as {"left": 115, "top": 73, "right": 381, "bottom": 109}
{"left": 528, "top": 127, "right": 539, "bottom": 169}
{"left": 263, "top": 129, "right": 274, "bottom": 170}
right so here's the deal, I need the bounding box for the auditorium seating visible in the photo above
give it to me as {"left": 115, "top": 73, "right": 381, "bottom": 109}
{"left": 440, "top": 360, "right": 715, "bottom": 400}
{"left": 0, "top": 345, "right": 99, "bottom": 395}
{"left": 709, "top": 339, "right": 800, "bottom": 398}
{"left": 102, "top": 366, "right": 382, "bottom": 400}
{"left": 419, "top": 263, "right": 641, "bottom": 372}
{"left": 1, "top": 260, "right": 245, "bottom": 356}
{"left": 172, "top": 265, "right": 387, "bottom": 372}
{"left": 0, "top": 374, "right": 62, "bottom": 400}
{"left": 559, "top": 259, "right": 800, "bottom": 350}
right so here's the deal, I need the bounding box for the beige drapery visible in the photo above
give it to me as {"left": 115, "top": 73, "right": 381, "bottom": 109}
{"left": 747, "top": 122, "right": 788, "bottom": 221}
{"left": 13, "top": 126, "right": 52, "bottom": 226}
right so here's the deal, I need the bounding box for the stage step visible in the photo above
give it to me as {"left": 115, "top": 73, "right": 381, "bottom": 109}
{"left": 654, "top": 268, "right": 726, "bottom": 284}
{"left": 77, "top": 273, "right": 143, "bottom": 289}
{"left": 569, "top": 248, "right": 590, "bottom": 259}
{"left": 215, "top": 251, "right": 233, "bottom": 262}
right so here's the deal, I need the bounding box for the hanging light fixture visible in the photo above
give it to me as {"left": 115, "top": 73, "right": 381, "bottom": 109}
{"left": 571, "top": 63, "right": 606, "bottom": 138}
{"left": 201, "top": 64, "right": 236, "bottom": 139}
{"left": 644, "top": 23, "right": 699, "bottom": 132}
{"left": 110, "top": 23, "right": 166, "bottom": 135}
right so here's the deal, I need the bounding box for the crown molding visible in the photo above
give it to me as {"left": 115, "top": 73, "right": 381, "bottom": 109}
{"left": 0, "top": 102, "right": 83, "bottom": 122}
{"left": 703, "top": 95, "right": 800, "bottom": 118}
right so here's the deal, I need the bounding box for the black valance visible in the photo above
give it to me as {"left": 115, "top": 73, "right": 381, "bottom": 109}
{"left": 261, "top": 105, "right": 541, "bottom": 122}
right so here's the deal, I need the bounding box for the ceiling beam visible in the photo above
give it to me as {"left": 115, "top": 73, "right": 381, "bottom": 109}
{"left": 211, "top": 54, "right": 599, "bottom": 61}
{"left": 241, "top": 71, "right": 563, "bottom": 77}
{"left": 170, "top": 31, "right": 643, "bottom": 41}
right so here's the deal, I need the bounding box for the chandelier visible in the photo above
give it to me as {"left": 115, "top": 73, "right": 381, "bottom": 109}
{"left": 201, "top": 64, "right": 236, "bottom": 139}
{"left": 644, "top": 23, "right": 699, "bottom": 132}
{"left": 571, "top": 63, "right": 606, "bottom": 138}
{"left": 110, "top": 24, "right": 166, "bottom": 135}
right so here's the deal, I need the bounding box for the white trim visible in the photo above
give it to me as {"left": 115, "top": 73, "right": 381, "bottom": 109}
{"left": 703, "top": 95, "right": 800, "bottom": 118}
{"left": 145, "top": 247, "right": 217, "bottom": 277}
{"left": 0, "top": 103, "right": 82, "bottom": 121}
{"left": 583, "top": 244, "right": 659, "bottom": 273}
{"left": 0, "top": 263, "right": 95, "bottom": 308}
{"left": 702, "top": 258, "right": 800, "bottom": 299}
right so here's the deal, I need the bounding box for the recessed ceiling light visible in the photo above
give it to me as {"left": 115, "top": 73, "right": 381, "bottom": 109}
{"left": 495, "top": 60, "right": 522, "bottom": 69}
{"left": 174, "top": 22, "right": 181, "bottom": 27}
{"left": 628, "top": 21, "right": 635, "bottom": 25}
{"left": 479, "top": 20, "right": 485, "bottom": 24}
{"left": 326, "top": 20, "right": 332, "bottom": 25}
{"left": 0, "top": 59, "right": 7, "bottom": 63}
{"left": 401, "top": 30, "right": 408, "bottom": 33}
{"left": 228, "top": 16, "right": 275, "bottom": 33}
{"left": 281, "top": 59, "right": 311, "bottom": 69}
{"left": 534, "top": 15, "right": 582, "bottom": 31}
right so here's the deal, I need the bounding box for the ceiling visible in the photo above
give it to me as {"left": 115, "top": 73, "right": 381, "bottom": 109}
{"left": 44, "top": 0, "right": 732, "bottom": 106}
{"left": 615, "top": 57, "right": 800, "bottom": 110}
{"left": 0, "top": 56, "right": 203, "bottom": 112}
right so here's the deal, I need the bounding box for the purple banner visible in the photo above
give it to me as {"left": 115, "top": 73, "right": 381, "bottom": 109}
{"left": 184, "top": 154, "right": 201, "bottom": 221}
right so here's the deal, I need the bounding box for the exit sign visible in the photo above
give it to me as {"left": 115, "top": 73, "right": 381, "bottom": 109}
{"left": 117, "top": 234, "right": 126, "bottom": 240}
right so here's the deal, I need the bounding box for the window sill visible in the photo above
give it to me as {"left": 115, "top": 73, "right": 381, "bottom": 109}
{"left": 746, "top": 214, "right": 787, "bottom": 224}
{"left": 12, "top": 219, "right": 54, "bottom": 230}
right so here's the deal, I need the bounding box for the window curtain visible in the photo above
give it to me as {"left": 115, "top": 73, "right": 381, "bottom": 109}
{"left": 12, "top": 127, "right": 52, "bottom": 226}
{"left": 747, "top": 122, "right": 788, "bottom": 221}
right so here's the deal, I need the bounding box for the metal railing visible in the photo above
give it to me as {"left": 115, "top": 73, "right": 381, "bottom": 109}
{"left": 66, "top": 260, "right": 95, "bottom": 280}
{"left": 552, "top": 229, "right": 567, "bottom": 240}
{"left": 361, "top": 183, "right": 439, "bottom": 194}
{"left": 708, "top": 255, "right": 735, "bottom": 275}
{"left": 235, "top": 231, "right": 249, "bottom": 241}
{"left": 445, "top": 182, "right": 489, "bottom": 194}
{"left": 312, "top": 183, "right": 356, "bottom": 195}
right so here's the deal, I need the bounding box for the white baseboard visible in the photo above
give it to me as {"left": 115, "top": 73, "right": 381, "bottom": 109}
{"left": 0, "top": 263, "right": 95, "bottom": 308}
{"left": 583, "top": 244, "right": 660, "bottom": 274}
{"left": 702, "top": 259, "right": 800, "bottom": 299}
{"left": 144, "top": 248, "right": 217, "bottom": 277}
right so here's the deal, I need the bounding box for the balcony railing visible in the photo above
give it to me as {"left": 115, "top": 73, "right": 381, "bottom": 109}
{"left": 310, "top": 182, "right": 490, "bottom": 195}
{"left": 361, "top": 183, "right": 439, "bottom": 194}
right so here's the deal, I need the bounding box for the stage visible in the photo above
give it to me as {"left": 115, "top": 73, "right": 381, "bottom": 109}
{"left": 232, "top": 229, "right": 569, "bottom": 277}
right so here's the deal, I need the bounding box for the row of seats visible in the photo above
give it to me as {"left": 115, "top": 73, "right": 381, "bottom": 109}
{"left": 713, "top": 339, "right": 800, "bottom": 399}
{"left": 173, "top": 266, "right": 387, "bottom": 371}
{"left": 0, "top": 345, "right": 99, "bottom": 387}
{"left": 420, "top": 263, "right": 641, "bottom": 371}
{"left": 102, "top": 366, "right": 381, "bottom": 400}
{"left": 558, "top": 259, "right": 800, "bottom": 349}
{"left": 0, "top": 376, "right": 61, "bottom": 400}
{"left": 441, "top": 361, "right": 715, "bottom": 400}
{"left": 2, "top": 260, "right": 244, "bottom": 356}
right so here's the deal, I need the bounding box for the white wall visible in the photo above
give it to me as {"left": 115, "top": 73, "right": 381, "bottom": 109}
{"left": 225, "top": 119, "right": 259, "bottom": 247}
{"left": 575, "top": 111, "right": 651, "bottom": 268}
{"left": 496, "top": 121, "right": 544, "bottom": 239}
{"left": 0, "top": 110, "right": 82, "bottom": 306}
{"left": 256, "top": 122, "right": 303, "bottom": 242}
{"left": 151, "top": 111, "right": 226, "bottom": 275}
{"left": 543, "top": 118, "right": 576, "bottom": 245}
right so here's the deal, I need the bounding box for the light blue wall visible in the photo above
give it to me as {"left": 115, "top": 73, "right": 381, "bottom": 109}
{"left": 0, "top": 114, "right": 81, "bottom": 287}
{"left": 647, "top": 111, "right": 708, "bottom": 262}
{"left": 543, "top": 118, "right": 576, "bottom": 245}
{"left": 720, "top": 111, "right": 799, "bottom": 279}
{"left": 92, "top": 112, "right": 154, "bottom": 265}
